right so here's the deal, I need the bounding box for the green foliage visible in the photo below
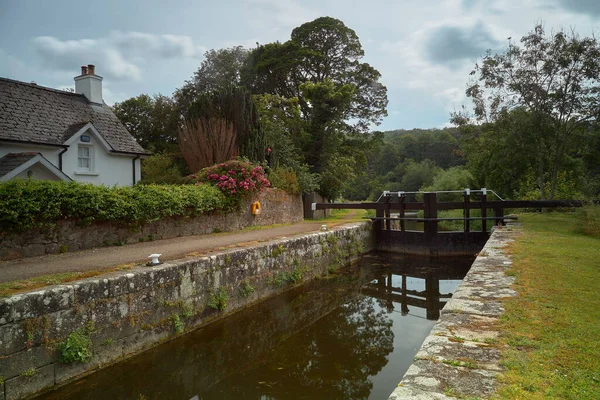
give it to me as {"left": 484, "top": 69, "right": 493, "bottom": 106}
{"left": 580, "top": 205, "right": 600, "bottom": 238}
{"left": 400, "top": 160, "right": 440, "bottom": 192}
{"left": 519, "top": 171, "right": 585, "bottom": 201}
{"left": 208, "top": 287, "right": 229, "bottom": 311}
{"left": 268, "top": 167, "right": 301, "bottom": 194}
{"left": 238, "top": 280, "right": 255, "bottom": 298}
{"left": 454, "top": 24, "right": 600, "bottom": 199}
{"left": 113, "top": 94, "right": 179, "bottom": 153}
{"left": 20, "top": 368, "right": 36, "bottom": 377}
{"left": 434, "top": 209, "right": 483, "bottom": 232}
{"left": 172, "top": 314, "right": 184, "bottom": 333}
{"left": 175, "top": 46, "right": 249, "bottom": 108}
{"left": 58, "top": 322, "right": 94, "bottom": 364}
{"left": 244, "top": 17, "right": 387, "bottom": 133}
{"left": 243, "top": 17, "right": 387, "bottom": 199}
{"left": 270, "top": 244, "right": 285, "bottom": 258}
{"left": 269, "top": 267, "right": 304, "bottom": 288}
{"left": 181, "top": 304, "right": 193, "bottom": 319}
{"left": 0, "top": 180, "right": 230, "bottom": 233}
{"left": 140, "top": 153, "right": 185, "bottom": 184}
{"left": 421, "top": 167, "right": 475, "bottom": 201}
{"left": 345, "top": 127, "right": 464, "bottom": 201}
{"left": 179, "top": 86, "right": 265, "bottom": 172}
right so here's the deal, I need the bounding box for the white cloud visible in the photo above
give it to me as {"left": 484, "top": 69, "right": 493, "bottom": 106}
{"left": 32, "top": 31, "right": 206, "bottom": 81}
{"left": 376, "top": 19, "right": 497, "bottom": 124}
{"left": 243, "top": 0, "right": 318, "bottom": 38}
{"left": 109, "top": 31, "right": 206, "bottom": 58}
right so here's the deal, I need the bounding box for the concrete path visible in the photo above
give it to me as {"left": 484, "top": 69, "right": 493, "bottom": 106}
{"left": 0, "top": 214, "right": 361, "bottom": 284}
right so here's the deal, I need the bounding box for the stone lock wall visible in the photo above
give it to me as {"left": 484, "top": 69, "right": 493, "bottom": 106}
{"left": 0, "top": 222, "right": 375, "bottom": 400}
{"left": 388, "top": 223, "right": 519, "bottom": 400}
{"left": 0, "top": 189, "right": 303, "bottom": 261}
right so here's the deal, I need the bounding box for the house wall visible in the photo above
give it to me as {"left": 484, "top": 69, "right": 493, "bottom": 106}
{"left": 0, "top": 139, "right": 140, "bottom": 186}
{"left": 14, "top": 164, "right": 62, "bottom": 181}
{"left": 0, "top": 142, "right": 61, "bottom": 166}
{"left": 60, "top": 133, "right": 139, "bottom": 186}
{"left": 0, "top": 222, "right": 375, "bottom": 400}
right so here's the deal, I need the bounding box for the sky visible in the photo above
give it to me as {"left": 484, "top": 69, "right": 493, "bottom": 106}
{"left": 1, "top": 0, "right": 599, "bottom": 131}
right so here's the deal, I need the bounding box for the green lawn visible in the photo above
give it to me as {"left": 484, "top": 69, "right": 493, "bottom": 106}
{"left": 496, "top": 209, "right": 600, "bottom": 399}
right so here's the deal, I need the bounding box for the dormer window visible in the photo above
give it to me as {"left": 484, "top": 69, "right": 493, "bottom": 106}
{"left": 78, "top": 144, "right": 93, "bottom": 171}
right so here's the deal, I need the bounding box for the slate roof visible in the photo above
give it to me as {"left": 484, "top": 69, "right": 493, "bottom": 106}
{"left": 0, "top": 78, "right": 149, "bottom": 155}
{"left": 0, "top": 152, "right": 38, "bottom": 177}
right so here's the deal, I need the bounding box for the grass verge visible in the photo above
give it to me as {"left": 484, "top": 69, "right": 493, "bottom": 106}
{"left": 309, "top": 208, "right": 368, "bottom": 223}
{"left": 0, "top": 264, "right": 136, "bottom": 298}
{"left": 496, "top": 211, "right": 600, "bottom": 399}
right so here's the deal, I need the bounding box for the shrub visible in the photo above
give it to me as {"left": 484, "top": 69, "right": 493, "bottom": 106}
{"left": 268, "top": 167, "right": 300, "bottom": 194}
{"left": 190, "top": 158, "right": 270, "bottom": 204}
{"left": 580, "top": 204, "right": 600, "bottom": 238}
{"left": 140, "top": 153, "right": 185, "bottom": 184}
{"left": 420, "top": 166, "right": 475, "bottom": 201}
{"left": 0, "top": 180, "right": 230, "bottom": 233}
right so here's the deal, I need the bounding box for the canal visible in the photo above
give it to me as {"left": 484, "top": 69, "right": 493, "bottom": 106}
{"left": 36, "top": 252, "right": 473, "bottom": 400}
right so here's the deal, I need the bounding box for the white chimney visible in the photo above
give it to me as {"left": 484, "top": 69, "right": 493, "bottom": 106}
{"left": 74, "top": 64, "right": 103, "bottom": 104}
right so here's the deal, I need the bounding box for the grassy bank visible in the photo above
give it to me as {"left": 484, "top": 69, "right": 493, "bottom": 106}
{"left": 496, "top": 208, "right": 600, "bottom": 399}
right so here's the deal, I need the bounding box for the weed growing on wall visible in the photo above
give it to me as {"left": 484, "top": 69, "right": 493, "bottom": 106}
{"left": 208, "top": 287, "right": 229, "bottom": 311}
{"left": 20, "top": 368, "right": 36, "bottom": 377}
{"left": 269, "top": 267, "right": 305, "bottom": 288}
{"left": 239, "top": 280, "right": 255, "bottom": 298}
{"left": 172, "top": 314, "right": 184, "bottom": 333}
{"left": 270, "top": 244, "right": 285, "bottom": 258}
{"left": 57, "top": 322, "right": 95, "bottom": 364}
{"left": 181, "top": 303, "right": 194, "bottom": 319}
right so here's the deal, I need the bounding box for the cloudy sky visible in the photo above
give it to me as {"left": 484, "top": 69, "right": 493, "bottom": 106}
{"left": 1, "top": 0, "right": 599, "bottom": 130}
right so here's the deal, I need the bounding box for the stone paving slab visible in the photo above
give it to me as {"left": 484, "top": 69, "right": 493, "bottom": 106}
{"left": 388, "top": 223, "right": 520, "bottom": 400}
{"left": 395, "top": 360, "right": 499, "bottom": 399}
{"left": 415, "top": 335, "right": 502, "bottom": 372}
{"left": 442, "top": 298, "right": 505, "bottom": 318}
{"left": 431, "top": 313, "right": 500, "bottom": 343}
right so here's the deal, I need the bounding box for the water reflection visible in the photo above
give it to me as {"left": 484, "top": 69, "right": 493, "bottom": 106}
{"left": 36, "top": 253, "right": 471, "bottom": 400}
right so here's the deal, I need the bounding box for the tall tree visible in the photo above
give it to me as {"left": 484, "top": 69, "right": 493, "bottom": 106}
{"left": 244, "top": 17, "right": 387, "bottom": 133}
{"left": 454, "top": 25, "right": 600, "bottom": 199}
{"left": 242, "top": 17, "right": 388, "bottom": 198}
{"left": 175, "top": 46, "right": 249, "bottom": 114}
{"left": 113, "top": 94, "right": 179, "bottom": 153}
{"left": 178, "top": 86, "right": 265, "bottom": 172}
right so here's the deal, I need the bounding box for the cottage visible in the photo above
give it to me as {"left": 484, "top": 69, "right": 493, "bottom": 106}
{"left": 0, "top": 65, "right": 149, "bottom": 185}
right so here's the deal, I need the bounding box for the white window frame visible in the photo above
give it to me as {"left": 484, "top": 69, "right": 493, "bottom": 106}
{"left": 77, "top": 144, "right": 94, "bottom": 172}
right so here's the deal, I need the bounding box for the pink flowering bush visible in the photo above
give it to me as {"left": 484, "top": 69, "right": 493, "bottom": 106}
{"left": 190, "top": 158, "right": 270, "bottom": 205}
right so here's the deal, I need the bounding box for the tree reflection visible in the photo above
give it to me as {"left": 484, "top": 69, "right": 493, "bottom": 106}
{"left": 204, "top": 295, "right": 393, "bottom": 400}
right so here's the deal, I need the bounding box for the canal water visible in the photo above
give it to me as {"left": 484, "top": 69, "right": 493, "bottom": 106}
{"left": 36, "top": 252, "right": 472, "bottom": 400}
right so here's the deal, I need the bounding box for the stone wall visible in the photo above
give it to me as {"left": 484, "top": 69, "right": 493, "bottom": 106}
{"left": 0, "top": 189, "right": 303, "bottom": 261}
{"left": 0, "top": 222, "right": 375, "bottom": 400}
{"left": 388, "top": 222, "right": 519, "bottom": 399}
